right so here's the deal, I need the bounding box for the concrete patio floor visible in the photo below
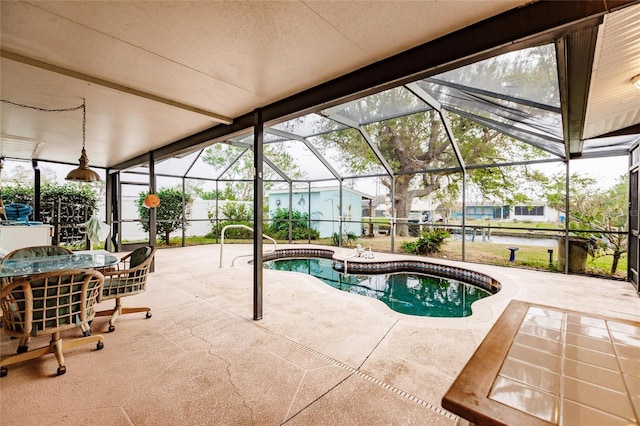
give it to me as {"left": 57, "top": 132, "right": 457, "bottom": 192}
{"left": 1, "top": 244, "right": 639, "bottom": 425}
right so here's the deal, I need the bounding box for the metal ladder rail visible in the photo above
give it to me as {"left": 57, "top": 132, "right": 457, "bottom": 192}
{"left": 219, "top": 224, "right": 277, "bottom": 268}
{"left": 343, "top": 252, "right": 360, "bottom": 274}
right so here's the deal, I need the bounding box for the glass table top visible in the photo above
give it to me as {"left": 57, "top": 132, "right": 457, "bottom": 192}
{"left": 0, "top": 251, "right": 119, "bottom": 278}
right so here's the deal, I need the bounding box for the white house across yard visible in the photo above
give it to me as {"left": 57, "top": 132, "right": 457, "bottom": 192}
{"left": 267, "top": 186, "right": 371, "bottom": 238}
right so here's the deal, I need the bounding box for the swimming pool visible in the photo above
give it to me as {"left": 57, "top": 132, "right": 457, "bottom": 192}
{"left": 264, "top": 257, "right": 492, "bottom": 317}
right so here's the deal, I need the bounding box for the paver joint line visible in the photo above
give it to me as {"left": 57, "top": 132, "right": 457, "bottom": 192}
{"left": 271, "top": 329, "right": 458, "bottom": 422}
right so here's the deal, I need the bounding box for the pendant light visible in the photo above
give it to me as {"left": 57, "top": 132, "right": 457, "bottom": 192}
{"left": 65, "top": 98, "right": 101, "bottom": 182}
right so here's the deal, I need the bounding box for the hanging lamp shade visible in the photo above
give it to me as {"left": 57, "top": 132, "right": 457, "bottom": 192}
{"left": 65, "top": 99, "right": 101, "bottom": 182}
{"left": 65, "top": 147, "right": 101, "bottom": 182}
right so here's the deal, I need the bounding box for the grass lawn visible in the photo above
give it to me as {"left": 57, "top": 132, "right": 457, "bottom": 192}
{"left": 121, "top": 232, "right": 627, "bottom": 280}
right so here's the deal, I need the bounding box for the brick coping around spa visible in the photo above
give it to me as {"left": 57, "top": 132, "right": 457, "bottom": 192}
{"left": 263, "top": 248, "right": 501, "bottom": 294}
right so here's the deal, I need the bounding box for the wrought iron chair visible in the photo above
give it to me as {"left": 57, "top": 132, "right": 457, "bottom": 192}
{"left": 0, "top": 269, "right": 105, "bottom": 377}
{"left": 95, "top": 246, "right": 156, "bottom": 332}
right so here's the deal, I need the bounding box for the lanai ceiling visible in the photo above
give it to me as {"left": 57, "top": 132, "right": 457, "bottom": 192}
{"left": 1, "top": 1, "right": 639, "bottom": 171}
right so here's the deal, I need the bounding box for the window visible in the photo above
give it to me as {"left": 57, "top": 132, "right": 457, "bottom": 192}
{"left": 514, "top": 206, "right": 544, "bottom": 216}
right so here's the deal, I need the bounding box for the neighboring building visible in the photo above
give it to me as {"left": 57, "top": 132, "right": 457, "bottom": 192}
{"left": 511, "top": 204, "right": 560, "bottom": 222}
{"left": 267, "top": 186, "right": 371, "bottom": 238}
{"left": 449, "top": 203, "right": 560, "bottom": 222}
{"left": 451, "top": 204, "right": 510, "bottom": 220}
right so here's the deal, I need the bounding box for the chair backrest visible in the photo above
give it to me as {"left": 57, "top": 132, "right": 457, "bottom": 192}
{"left": 4, "top": 245, "right": 73, "bottom": 260}
{"left": 1, "top": 269, "right": 104, "bottom": 337}
{"left": 130, "top": 246, "right": 153, "bottom": 268}
{"left": 101, "top": 246, "right": 155, "bottom": 300}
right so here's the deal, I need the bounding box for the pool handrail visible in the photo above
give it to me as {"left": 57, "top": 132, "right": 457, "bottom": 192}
{"left": 219, "top": 224, "right": 277, "bottom": 268}
{"left": 343, "top": 252, "right": 360, "bottom": 274}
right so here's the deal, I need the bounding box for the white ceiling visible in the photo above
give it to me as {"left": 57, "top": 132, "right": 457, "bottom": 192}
{"left": 1, "top": 1, "right": 639, "bottom": 170}
{"left": 0, "top": 0, "right": 530, "bottom": 168}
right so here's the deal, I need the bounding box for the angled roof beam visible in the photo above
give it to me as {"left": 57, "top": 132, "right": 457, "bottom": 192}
{"left": 445, "top": 106, "right": 566, "bottom": 158}
{"left": 262, "top": 156, "right": 291, "bottom": 184}
{"left": 406, "top": 82, "right": 465, "bottom": 170}
{"left": 425, "top": 78, "right": 561, "bottom": 113}
{"left": 264, "top": 128, "right": 343, "bottom": 181}
{"left": 226, "top": 140, "right": 253, "bottom": 149}
{"left": 218, "top": 141, "right": 291, "bottom": 183}
{"left": 323, "top": 113, "right": 394, "bottom": 177}
{"left": 215, "top": 146, "right": 249, "bottom": 181}
{"left": 226, "top": 138, "right": 292, "bottom": 183}
{"left": 183, "top": 149, "right": 204, "bottom": 177}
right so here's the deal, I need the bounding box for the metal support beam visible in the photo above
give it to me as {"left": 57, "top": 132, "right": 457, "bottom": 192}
{"left": 325, "top": 114, "right": 395, "bottom": 177}
{"left": 556, "top": 22, "right": 601, "bottom": 158}
{"left": 564, "top": 159, "right": 571, "bottom": 274}
{"left": 308, "top": 184, "right": 312, "bottom": 244}
{"left": 31, "top": 160, "right": 41, "bottom": 221}
{"left": 263, "top": 157, "right": 291, "bottom": 184}
{"left": 216, "top": 146, "right": 249, "bottom": 180}
{"left": 288, "top": 183, "right": 293, "bottom": 243}
{"left": 181, "top": 178, "right": 186, "bottom": 247}
{"left": 339, "top": 184, "right": 343, "bottom": 246}
{"left": 107, "top": 171, "right": 120, "bottom": 251}
{"left": 148, "top": 152, "right": 157, "bottom": 251}
{"left": 253, "top": 109, "right": 264, "bottom": 321}
{"left": 391, "top": 176, "right": 395, "bottom": 252}
{"left": 462, "top": 171, "right": 467, "bottom": 261}
{"left": 406, "top": 82, "right": 466, "bottom": 170}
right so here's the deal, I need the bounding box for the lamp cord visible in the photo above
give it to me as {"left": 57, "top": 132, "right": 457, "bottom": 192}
{"left": 0, "top": 98, "right": 84, "bottom": 113}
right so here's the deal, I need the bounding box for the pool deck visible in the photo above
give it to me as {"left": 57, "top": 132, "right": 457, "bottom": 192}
{"left": 1, "top": 244, "right": 639, "bottom": 425}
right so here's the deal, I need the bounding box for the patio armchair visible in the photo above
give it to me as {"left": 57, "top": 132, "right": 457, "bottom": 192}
{"left": 95, "top": 245, "right": 156, "bottom": 332}
{"left": 0, "top": 268, "right": 105, "bottom": 377}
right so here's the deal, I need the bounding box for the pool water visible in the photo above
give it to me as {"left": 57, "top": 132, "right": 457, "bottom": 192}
{"left": 264, "top": 257, "right": 491, "bottom": 317}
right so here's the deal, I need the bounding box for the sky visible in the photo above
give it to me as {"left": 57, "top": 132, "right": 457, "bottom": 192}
{"left": 534, "top": 156, "right": 627, "bottom": 190}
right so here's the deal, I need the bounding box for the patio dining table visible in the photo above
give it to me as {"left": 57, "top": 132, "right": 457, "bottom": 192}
{"left": 0, "top": 250, "right": 119, "bottom": 280}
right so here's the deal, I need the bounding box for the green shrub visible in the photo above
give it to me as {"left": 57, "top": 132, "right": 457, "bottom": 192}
{"left": 0, "top": 185, "right": 34, "bottom": 204}
{"left": 137, "top": 188, "right": 193, "bottom": 245}
{"left": 401, "top": 229, "right": 450, "bottom": 255}
{"left": 208, "top": 202, "right": 254, "bottom": 239}
{"left": 268, "top": 208, "right": 319, "bottom": 240}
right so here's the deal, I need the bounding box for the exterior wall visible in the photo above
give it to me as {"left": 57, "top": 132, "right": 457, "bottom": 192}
{"left": 268, "top": 188, "right": 363, "bottom": 238}
{"left": 119, "top": 190, "right": 364, "bottom": 242}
